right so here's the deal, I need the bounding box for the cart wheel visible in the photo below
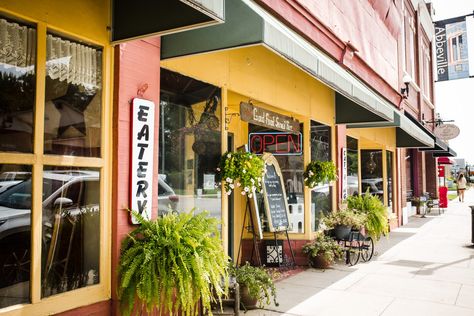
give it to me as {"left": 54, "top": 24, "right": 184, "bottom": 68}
{"left": 347, "top": 240, "right": 360, "bottom": 266}
{"left": 360, "top": 236, "right": 374, "bottom": 262}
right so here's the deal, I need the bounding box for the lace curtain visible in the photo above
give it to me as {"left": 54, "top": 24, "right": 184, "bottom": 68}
{"left": 47, "top": 34, "right": 102, "bottom": 89}
{"left": 0, "top": 18, "right": 36, "bottom": 73}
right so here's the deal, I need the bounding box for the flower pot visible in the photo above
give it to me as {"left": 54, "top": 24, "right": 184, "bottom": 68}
{"left": 334, "top": 225, "right": 351, "bottom": 240}
{"left": 240, "top": 285, "right": 258, "bottom": 310}
{"left": 310, "top": 254, "right": 331, "bottom": 269}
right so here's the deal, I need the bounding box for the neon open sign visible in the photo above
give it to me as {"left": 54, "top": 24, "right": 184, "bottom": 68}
{"left": 249, "top": 132, "right": 302, "bottom": 156}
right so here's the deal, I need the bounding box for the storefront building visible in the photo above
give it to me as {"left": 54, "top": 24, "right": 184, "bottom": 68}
{"left": 0, "top": 0, "right": 448, "bottom": 315}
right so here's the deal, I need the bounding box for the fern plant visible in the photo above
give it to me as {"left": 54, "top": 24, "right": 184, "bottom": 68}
{"left": 345, "top": 190, "right": 389, "bottom": 240}
{"left": 118, "top": 210, "right": 229, "bottom": 316}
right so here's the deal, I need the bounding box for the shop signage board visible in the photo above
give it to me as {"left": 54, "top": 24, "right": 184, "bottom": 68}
{"left": 130, "top": 98, "right": 155, "bottom": 224}
{"left": 434, "top": 123, "right": 460, "bottom": 140}
{"left": 261, "top": 153, "right": 290, "bottom": 232}
{"left": 240, "top": 102, "right": 300, "bottom": 133}
{"left": 249, "top": 132, "right": 302, "bottom": 155}
{"left": 341, "top": 148, "right": 348, "bottom": 200}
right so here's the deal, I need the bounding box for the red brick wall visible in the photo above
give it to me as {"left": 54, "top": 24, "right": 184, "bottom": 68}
{"left": 54, "top": 300, "right": 111, "bottom": 316}
{"left": 112, "top": 37, "right": 161, "bottom": 314}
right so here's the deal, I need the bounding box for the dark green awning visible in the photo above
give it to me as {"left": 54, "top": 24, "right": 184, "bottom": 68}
{"left": 419, "top": 137, "right": 448, "bottom": 152}
{"left": 112, "top": 0, "right": 224, "bottom": 43}
{"left": 162, "top": 0, "right": 395, "bottom": 125}
{"left": 432, "top": 147, "right": 457, "bottom": 157}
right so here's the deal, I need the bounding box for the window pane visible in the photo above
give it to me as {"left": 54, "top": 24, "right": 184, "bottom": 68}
{"left": 44, "top": 34, "right": 102, "bottom": 157}
{"left": 0, "top": 18, "right": 36, "bottom": 153}
{"left": 0, "top": 164, "right": 32, "bottom": 308}
{"left": 387, "top": 151, "right": 394, "bottom": 212}
{"left": 159, "top": 69, "right": 222, "bottom": 224}
{"left": 41, "top": 167, "right": 100, "bottom": 297}
{"left": 346, "top": 136, "right": 359, "bottom": 196}
{"left": 361, "top": 150, "right": 383, "bottom": 201}
{"left": 310, "top": 121, "right": 332, "bottom": 232}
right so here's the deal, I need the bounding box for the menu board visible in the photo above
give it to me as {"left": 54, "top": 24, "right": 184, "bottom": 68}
{"left": 261, "top": 153, "right": 290, "bottom": 232}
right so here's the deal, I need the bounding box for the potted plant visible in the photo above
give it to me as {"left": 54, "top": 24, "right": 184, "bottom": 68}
{"left": 323, "top": 209, "right": 366, "bottom": 240}
{"left": 229, "top": 262, "right": 278, "bottom": 310}
{"left": 303, "top": 160, "right": 337, "bottom": 188}
{"left": 346, "top": 191, "right": 389, "bottom": 240}
{"left": 218, "top": 151, "right": 265, "bottom": 198}
{"left": 302, "top": 233, "right": 344, "bottom": 269}
{"left": 118, "top": 210, "right": 229, "bottom": 316}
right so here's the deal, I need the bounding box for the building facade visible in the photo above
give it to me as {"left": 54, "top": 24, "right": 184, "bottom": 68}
{"left": 0, "top": 0, "right": 454, "bottom": 315}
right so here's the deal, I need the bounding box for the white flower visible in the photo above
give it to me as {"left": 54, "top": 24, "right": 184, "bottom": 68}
{"left": 243, "top": 169, "right": 246, "bottom": 174}
{"left": 227, "top": 153, "right": 231, "bottom": 158}
{"left": 244, "top": 187, "right": 249, "bottom": 192}
{"left": 308, "top": 170, "right": 314, "bottom": 176}
{"left": 241, "top": 191, "right": 246, "bottom": 195}
{"left": 226, "top": 177, "right": 232, "bottom": 183}
{"left": 229, "top": 184, "right": 235, "bottom": 189}
{"left": 216, "top": 167, "right": 221, "bottom": 171}
{"left": 248, "top": 193, "right": 253, "bottom": 198}
{"left": 304, "top": 178, "right": 308, "bottom": 181}
{"left": 227, "top": 191, "right": 232, "bottom": 195}
{"left": 251, "top": 178, "right": 255, "bottom": 184}
{"left": 236, "top": 182, "right": 241, "bottom": 187}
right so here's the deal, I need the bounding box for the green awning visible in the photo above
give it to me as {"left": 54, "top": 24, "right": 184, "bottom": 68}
{"left": 162, "top": 0, "right": 395, "bottom": 125}
{"left": 432, "top": 147, "right": 457, "bottom": 157}
{"left": 112, "top": 0, "right": 225, "bottom": 43}
{"left": 419, "top": 136, "right": 448, "bottom": 152}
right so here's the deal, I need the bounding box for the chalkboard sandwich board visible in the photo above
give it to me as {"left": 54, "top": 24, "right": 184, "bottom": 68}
{"left": 261, "top": 153, "right": 290, "bottom": 232}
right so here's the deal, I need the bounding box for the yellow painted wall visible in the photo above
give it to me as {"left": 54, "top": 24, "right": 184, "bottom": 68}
{"left": 162, "top": 45, "right": 336, "bottom": 257}
{"left": 1, "top": 0, "right": 110, "bottom": 45}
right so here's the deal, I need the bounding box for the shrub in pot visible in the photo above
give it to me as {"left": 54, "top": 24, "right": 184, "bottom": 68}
{"left": 323, "top": 209, "right": 366, "bottom": 239}
{"left": 345, "top": 191, "right": 389, "bottom": 240}
{"left": 229, "top": 262, "right": 278, "bottom": 309}
{"left": 302, "top": 233, "right": 344, "bottom": 269}
{"left": 118, "top": 210, "right": 229, "bottom": 316}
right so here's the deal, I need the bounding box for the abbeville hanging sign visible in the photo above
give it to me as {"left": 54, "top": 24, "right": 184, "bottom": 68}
{"left": 130, "top": 98, "right": 155, "bottom": 224}
{"left": 240, "top": 102, "right": 300, "bottom": 133}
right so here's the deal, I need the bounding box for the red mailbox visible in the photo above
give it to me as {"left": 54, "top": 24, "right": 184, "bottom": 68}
{"left": 439, "top": 186, "right": 448, "bottom": 208}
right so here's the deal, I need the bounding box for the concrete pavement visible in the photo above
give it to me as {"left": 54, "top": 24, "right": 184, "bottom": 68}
{"left": 247, "top": 190, "right": 474, "bottom": 316}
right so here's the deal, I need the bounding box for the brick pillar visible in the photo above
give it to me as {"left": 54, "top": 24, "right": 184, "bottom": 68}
{"left": 112, "top": 38, "right": 161, "bottom": 314}
{"left": 425, "top": 152, "right": 437, "bottom": 197}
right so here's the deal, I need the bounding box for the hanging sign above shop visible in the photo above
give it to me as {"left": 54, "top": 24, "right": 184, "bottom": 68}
{"left": 240, "top": 102, "right": 300, "bottom": 133}
{"left": 130, "top": 98, "right": 155, "bottom": 224}
{"left": 341, "top": 148, "right": 348, "bottom": 200}
{"left": 249, "top": 132, "right": 302, "bottom": 155}
{"left": 434, "top": 123, "right": 460, "bottom": 140}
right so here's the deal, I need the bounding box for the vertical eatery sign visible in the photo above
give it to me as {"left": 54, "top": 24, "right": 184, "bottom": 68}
{"left": 130, "top": 98, "right": 155, "bottom": 224}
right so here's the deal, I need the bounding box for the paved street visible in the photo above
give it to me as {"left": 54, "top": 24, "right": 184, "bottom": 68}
{"left": 247, "top": 190, "right": 474, "bottom": 316}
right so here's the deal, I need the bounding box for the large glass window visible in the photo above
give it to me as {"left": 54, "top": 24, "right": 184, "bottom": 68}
{"left": 41, "top": 167, "right": 100, "bottom": 297}
{"left": 159, "top": 69, "right": 222, "bottom": 222}
{"left": 346, "top": 137, "right": 359, "bottom": 196}
{"left": 310, "top": 121, "right": 331, "bottom": 232}
{"left": 44, "top": 34, "right": 102, "bottom": 157}
{"left": 403, "top": 1, "right": 417, "bottom": 82}
{"left": 0, "top": 164, "right": 32, "bottom": 308}
{"left": 249, "top": 123, "right": 305, "bottom": 233}
{"left": 0, "top": 18, "right": 36, "bottom": 153}
{"left": 361, "top": 150, "right": 383, "bottom": 201}
{"left": 387, "top": 151, "right": 394, "bottom": 212}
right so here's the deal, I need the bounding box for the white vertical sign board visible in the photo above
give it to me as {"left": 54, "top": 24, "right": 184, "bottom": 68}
{"left": 130, "top": 98, "right": 155, "bottom": 224}
{"left": 341, "top": 148, "right": 348, "bottom": 200}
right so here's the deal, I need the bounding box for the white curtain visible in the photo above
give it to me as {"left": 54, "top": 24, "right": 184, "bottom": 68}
{"left": 46, "top": 34, "right": 102, "bottom": 89}
{"left": 0, "top": 18, "right": 36, "bottom": 73}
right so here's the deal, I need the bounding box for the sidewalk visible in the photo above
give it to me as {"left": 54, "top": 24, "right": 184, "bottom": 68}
{"left": 247, "top": 190, "right": 474, "bottom": 316}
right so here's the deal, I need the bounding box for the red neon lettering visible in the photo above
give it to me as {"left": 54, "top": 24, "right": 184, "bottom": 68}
{"left": 275, "top": 134, "right": 288, "bottom": 153}
{"left": 250, "top": 135, "right": 263, "bottom": 154}
{"left": 263, "top": 134, "right": 275, "bottom": 152}
{"left": 289, "top": 134, "right": 301, "bottom": 153}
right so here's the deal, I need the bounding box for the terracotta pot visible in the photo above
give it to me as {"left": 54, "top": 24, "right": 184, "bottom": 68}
{"left": 240, "top": 285, "right": 258, "bottom": 310}
{"left": 310, "top": 253, "right": 331, "bottom": 269}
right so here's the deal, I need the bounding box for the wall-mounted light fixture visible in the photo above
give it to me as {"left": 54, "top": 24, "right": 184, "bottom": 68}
{"left": 400, "top": 74, "right": 412, "bottom": 98}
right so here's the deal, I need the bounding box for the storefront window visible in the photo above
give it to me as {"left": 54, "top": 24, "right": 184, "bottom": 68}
{"left": 347, "top": 137, "right": 359, "bottom": 196}
{"left": 0, "top": 164, "right": 32, "bottom": 308}
{"left": 44, "top": 34, "right": 102, "bottom": 157}
{"left": 41, "top": 167, "right": 100, "bottom": 298}
{"left": 310, "top": 121, "right": 332, "bottom": 231}
{"left": 159, "top": 69, "right": 222, "bottom": 221}
{"left": 0, "top": 18, "right": 36, "bottom": 153}
{"left": 248, "top": 123, "right": 304, "bottom": 233}
{"left": 387, "top": 151, "right": 394, "bottom": 212}
{"left": 361, "top": 150, "right": 383, "bottom": 201}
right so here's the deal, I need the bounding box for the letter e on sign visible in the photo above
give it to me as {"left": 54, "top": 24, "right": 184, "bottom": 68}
{"left": 130, "top": 98, "right": 155, "bottom": 224}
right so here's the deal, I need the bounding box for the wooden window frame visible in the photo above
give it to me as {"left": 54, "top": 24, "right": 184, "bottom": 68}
{"left": 403, "top": 0, "right": 417, "bottom": 83}
{"left": 0, "top": 13, "right": 112, "bottom": 316}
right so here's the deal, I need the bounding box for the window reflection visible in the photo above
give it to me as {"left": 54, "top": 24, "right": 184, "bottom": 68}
{"left": 159, "top": 69, "right": 222, "bottom": 222}
{"left": 387, "top": 151, "right": 394, "bottom": 211}
{"left": 0, "top": 164, "right": 32, "bottom": 308}
{"left": 41, "top": 167, "right": 100, "bottom": 298}
{"left": 361, "top": 150, "right": 384, "bottom": 201}
{"left": 0, "top": 18, "right": 36, "bottom": 153}
{"left": 44, "top": 34, "right": 102, "bottom": 157}
{"left": 310, "top": 121, "right": 332, "bottom": 231}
